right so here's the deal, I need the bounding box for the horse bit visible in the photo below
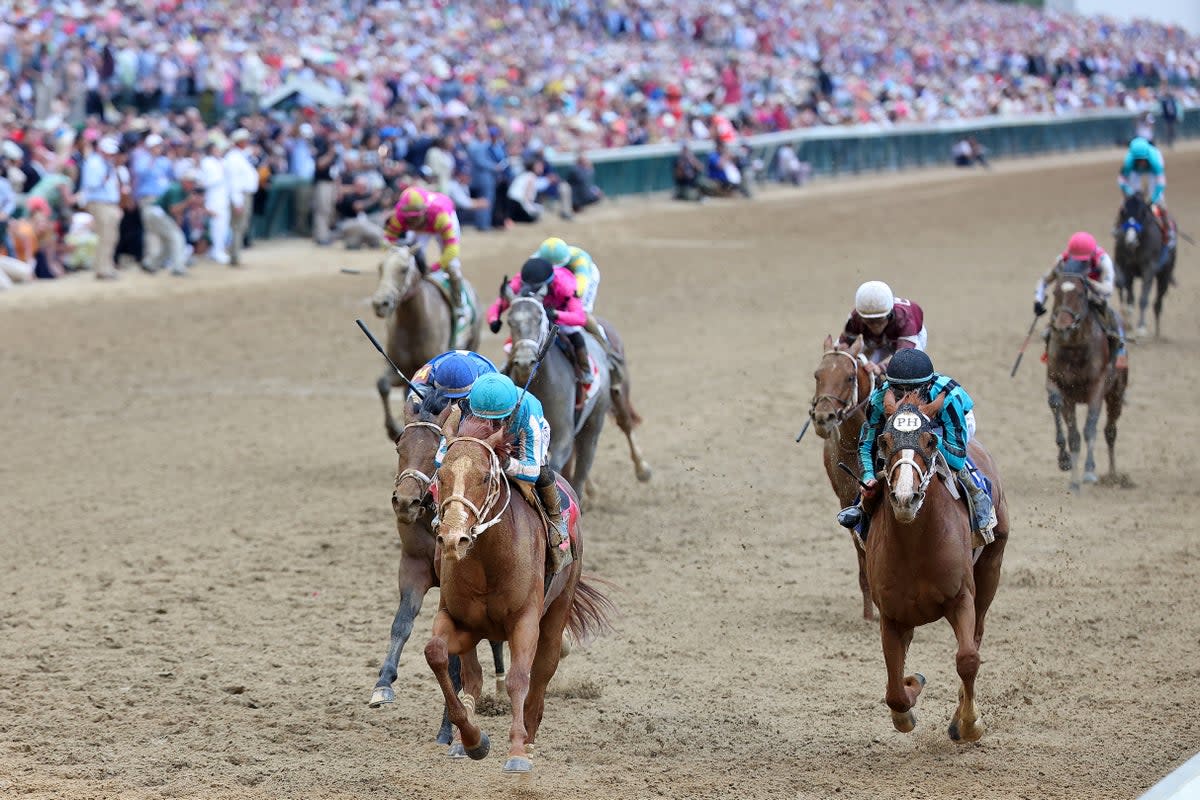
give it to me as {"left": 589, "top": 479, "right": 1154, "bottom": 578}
{"left": 436, "top": 437, "right": 512, "bottom": 541}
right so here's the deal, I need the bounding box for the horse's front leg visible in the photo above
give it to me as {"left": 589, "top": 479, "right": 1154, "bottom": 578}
{"left": 880, "top": 616, "right": 924, "bottom": 733}
{"left": 1081, "top": 386, "right": 1105, "bottom": 485}
{"left": 1136, "top": 268, "right": 1153, "bottom": 339}
{"left": 378, "top": 372, "right": 403, "bottom": 442}
{"left": 856, "top": 545, "right": 875, "bottom": 622}
{"left": 501, "top": 611, "right": 541, "bottom": 773}
{"left": 1064, "top": 401, "right": 1082, "bottom": 493}
{"left": 424, "top": 611, "right": 490, "bottom": 760}
{"left": 370, "top": 555, "right": 433, "bottom": 708}
{"left": 1046, "top": 384, "right": 1071, "bottom": 473}
{"left": 489, "top": 640, "right": 507, "bottom": 698}
{"left": 946, "top": 592, "right": 985, "bottom": 742}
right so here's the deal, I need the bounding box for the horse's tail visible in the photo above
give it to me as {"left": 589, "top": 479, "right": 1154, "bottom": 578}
{"left": 565, "top": 574, "right": 617, "bottom": 645}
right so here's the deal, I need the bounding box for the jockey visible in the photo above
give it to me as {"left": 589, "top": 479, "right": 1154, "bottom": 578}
{"left": 535, "top": 236, "right": 624, "bottom": 382}
{"left": 1119, "top": 136, "right": 1174, "bottom": 263}
{"left": 458, "top": 372, "right": 572, "bottom": 574}
{"left": 1034, "top": 231, "right": 1125, "bottom": 363}
{"left": 838, "top": 281, "right": 928, "bottom": 375}
{"left": 836, "top": 349, "right": 995, "bottom": 538}
{"left": 487, "top": 257, "right": 592, "bottom": 410}
{"left": 382, "top": 185, "right": 466, "bottom": 316}
{"left": 407, "top": 350, "right": 498, "bottom": 413}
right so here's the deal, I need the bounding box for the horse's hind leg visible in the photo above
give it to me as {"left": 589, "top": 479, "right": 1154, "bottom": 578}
{"left": 1064, "top": 402, "right": 1083, "bottom": 493}
{"left": 946, "top": 594, "right": 985, "bottom": 742}
{"left": 1082, "top": 394, "right": 1104, "bottom": 485}
{"left": 1104, "top": 373, "right": 1127, "bottom": 479}
{"left": 1136, "top": 271, "right": 1154, "bottom": 339}
{"left": 501, "top": 612, "right": 541, "bottom": 773}
{"left": 370, "top": 556, "right": 433, "bottom": 707}
{"left": 855, "top": 544, "right": 875, "bottom": 622}
{"left": 569, "top": 407, "right": 606, "bottom": 506}
{"left": 611, "top": 385, "right": 652, "bottom": 483}
{"left": 522, "top": 583, "right": 573, "bottom": 753}
{"left": 489, "top": 639, "right": 507, "bottom": 698}
{"left": 425, "top": 612, "right": 489, "bottom": 759}
{"left": 880, "top": 617, "right": 924, "bottom": 733}
{"left": 1153, "top": 267, "right": 1171, "bottom": 339}
{"left": 1047, "top": 385, "right": 1071, "bottom": 474}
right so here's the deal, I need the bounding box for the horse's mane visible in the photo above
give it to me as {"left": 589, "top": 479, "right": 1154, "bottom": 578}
{"left": 453, "top": 415, "right": 516, "bottom": 461}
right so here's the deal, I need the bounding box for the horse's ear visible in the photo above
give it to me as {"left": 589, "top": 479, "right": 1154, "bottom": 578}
{"left": 849, "top": 335, "right": 865, "bottom": 356}
{"left": 823, "top": 334, "right": 834, "bottom": 351}
{"left": 883, "top": 388, "right": 899, "bottom": 417}
{"left": 484, "top": 426, "right": 506, "bottom": 450}
{"left": 918, "top": 393, "right": 946, "bottom": 420}
{"left": 441, "top": 404, "right": 462, "bottom": 440}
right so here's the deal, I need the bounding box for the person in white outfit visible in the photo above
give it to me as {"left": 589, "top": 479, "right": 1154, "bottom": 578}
{"left": 200, "top": 136, "right": 231, "bottom": 264}
{"left": 223, "top": 129, "right": 260, "bottom": 267}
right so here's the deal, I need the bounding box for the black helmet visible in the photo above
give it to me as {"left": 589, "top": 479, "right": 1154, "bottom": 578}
{"left": 886, "top": 349, "right": 934, "bottom": 385}
{"left": 519, "top": 257, "right": 555, "bottom": 291}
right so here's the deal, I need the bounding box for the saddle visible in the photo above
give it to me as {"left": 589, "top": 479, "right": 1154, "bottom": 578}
{"left": 934, "top": 457, "right": 996, "bottom": 549}
{"left": 513, "top": 477, "right": 580, "bottom": 593}
{"left": 423, "top": 271, "right": 477, "bottom": 350}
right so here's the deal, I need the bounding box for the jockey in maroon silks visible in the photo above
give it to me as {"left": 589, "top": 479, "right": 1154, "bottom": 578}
{"left": 838, "top": 280, "right": 928, "bottom": 376}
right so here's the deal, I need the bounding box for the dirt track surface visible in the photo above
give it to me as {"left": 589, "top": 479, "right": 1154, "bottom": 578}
{"left": 2, "top": 145, "right": 1199, "bottom": 800}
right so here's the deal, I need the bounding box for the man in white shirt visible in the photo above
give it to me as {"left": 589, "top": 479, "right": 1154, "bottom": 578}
{"left": 200, "top": 136, "right": 231, "bottom": 265}
{"left": 80, "top": 137, "right": 123, "bottom": 279}
{"left": 224, "top": 129, "right": 260, "bottom": 267}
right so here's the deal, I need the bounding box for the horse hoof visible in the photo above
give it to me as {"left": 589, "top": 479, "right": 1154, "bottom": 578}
{"left": 1083, "top": 472, "right": 1099, "bottom": 484}
{"left": 503, "top": 756, "right": 533, "bottom": 774}
{"left": 912, "top": 673, "right": 927, "bottom": 688}
{"left": 446, "top": 743, "right": 467, "bottom": 759}
{"left": 1136, "top": 326, "right": 1148, "bottom": 339}
{"left": 949, "top": 718, "right": 985, "bottom": 742}
{"left": 1057, "top": 454, "right": 1072, "bottom": 472}
{"left": 890, "top": 709, "right": 917, "bottom": 733}
{"left": 1069, "top": 482, "right": 1081, "bottom": 495}
{"left": 465, "top": 733, "right": 490, "bottom": 761}
{"left": 636, "top": 464, "right": 653, "bottom": 483}
{"left": 368, "top": 686, "right": 394, "bottom": 707}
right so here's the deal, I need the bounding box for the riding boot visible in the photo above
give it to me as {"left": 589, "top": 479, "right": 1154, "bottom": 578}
{"left": 537, "top": 472, "right": 572, "bottom": 576}
{"left": 836, "top": 503, "right": 863, "bottom": 531}
{"left": 568, "top": 331, "right": 591, "bottom": 411}
{"left": 958, "top": 466, "right": 996, "bottom": 537}
{"left": 445, "top": 260, "right": 465, "bottom": 320}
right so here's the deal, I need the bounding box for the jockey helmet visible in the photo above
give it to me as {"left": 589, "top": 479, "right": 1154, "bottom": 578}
{"left": 1064, "top": 231, "right": 1098, "bottom": 263}
{"left": 519, "top": 257, "right": 555, "bottom": 295}
{"left": 536, "top": 237, "right": 572, "bottom": 268}
{"left": 468, "top": 373, "right": 519, "bottom": 420}
{"left": 397, "top": 186, "right": 427, "bottom": 218}
{"left": 1128, "top": 137, "right": 1153, "bottom": 162}
{"left": 433, "top": 353, "right": 479, "bottom": 399}
{"left": 854, "top": 280, "right": 895, "bottom": 319}
{"left": 886, "top": 349, "right": 935, "bottom": 386}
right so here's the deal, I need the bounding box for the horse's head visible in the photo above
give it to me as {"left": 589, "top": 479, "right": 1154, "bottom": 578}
{"left": 391, "top": 400, "right": 453, "bottom": 525}
{"left": 371, "top": 245, "right": 420, "bottom": 318}
{"left": 506, "top": 296, "right": 549, "bottom": 386}
{"left": 1118, "top": 193, "right": 1149, "bottom": 250}
{"left": 434, "top": 412, "right": 513, "bottom": 562}
{"left": 1049, "top": 270, "right": 1090, "bottom": 341}
{"left": 877, "top": 392, "right": 944, "bottom": 524}
{"left": 810, "top": 334, "right": 868, "bottom": 438}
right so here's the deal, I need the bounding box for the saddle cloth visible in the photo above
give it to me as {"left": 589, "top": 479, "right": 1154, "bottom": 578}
{"left": 423, "top": 271, "right": 478, "bottom": 350}
{"left": 514, "top": 474, "right": 581, "bottom": 573}
{"left": 935, "top": 455, "right": 997, "bottom": 548}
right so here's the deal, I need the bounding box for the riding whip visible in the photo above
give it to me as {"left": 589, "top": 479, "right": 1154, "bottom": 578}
{"left": 794, "top": 418, "right": 811, "bottom": 443}
{"left": 355, "top": 318, "right": 424, "bottom": 397}
{"left": 510, "top": 323, "right": 561, "bottom": 420}
{"left": 836, "top": 461, "right": 871, "bottom": 491}
{"left": 1179, "top": 230, "right": 1197, "bottom": 246}
{"left": 1009, "top": 316, "right": 1040, "bottom": 379}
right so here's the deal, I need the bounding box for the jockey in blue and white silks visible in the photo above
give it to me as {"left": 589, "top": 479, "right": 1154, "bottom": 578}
{"left": 1119, "top": 137, "right": 1166, "bottom": 205}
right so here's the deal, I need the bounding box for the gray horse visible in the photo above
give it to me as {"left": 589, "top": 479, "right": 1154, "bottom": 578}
{"left": 503, "top": 297, "right": 651, "bottom": 503}
{"left": 370, "top": 246, "right": 481, "bottom": 440}
{"left": 1113, "top": 193, "right": 1175, "bottom": 340}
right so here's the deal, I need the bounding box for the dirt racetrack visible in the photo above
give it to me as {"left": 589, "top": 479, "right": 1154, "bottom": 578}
{"left": 3, "top": 144, "right": 1199, "bottom": 800}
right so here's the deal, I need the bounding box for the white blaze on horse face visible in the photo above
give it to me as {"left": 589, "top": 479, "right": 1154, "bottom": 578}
{"left": 1060, "top": 281, "right": 1077, "bottom": 293}
{"left": 892, "top": 449, "right": 916, "bottom": 509}
{"left": 438, "top": 456, "right": 473, "bottom": 547}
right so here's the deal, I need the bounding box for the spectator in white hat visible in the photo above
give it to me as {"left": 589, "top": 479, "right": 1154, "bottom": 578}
{"left": 223, "top": 128, "right": 259, "bottom": 266}
{"left": 79, "top": 136, "right": 122, "bottom": 280}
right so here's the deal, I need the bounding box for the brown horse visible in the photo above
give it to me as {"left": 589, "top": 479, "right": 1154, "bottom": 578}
{"left": 425, "top": 409, "right": 614, "bottom": 773}
{"left": 370, "top": 245, "right": 481, "bottom": 441}
{"left": 1044, "top": 266, "right": 1129, "bottom": 492}
{"left": 809, "top": 334, "right": 877, "bottom": 621}
{"left": 865, "top": 392, "right": 1008, "bottom": 741}
{"left": 368, "top": 399, "right": 506, "bottom": 747}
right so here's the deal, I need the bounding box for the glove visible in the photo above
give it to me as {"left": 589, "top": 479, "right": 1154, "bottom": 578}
{"left": 546, "top": 308, "right": 558, "bottom": 323}
{"left": 1034, "top": 301, "right": 1046, "bottom": 317}
{"left": 861, "top": 478, "right": 880, "bottom": 500}
{"left": 489, "top": 318, "right": 502, "bottom": 334}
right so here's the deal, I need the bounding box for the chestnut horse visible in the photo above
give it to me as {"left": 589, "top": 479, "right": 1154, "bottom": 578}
{"left": 370, "top": 245, "right": 481, "bottom": 441}
{"left": 425, "top": 409, "right": 614, "bottom": 774}
{"left": 368, "top": 398, "right": 506, "bottom": 746}
{"left": 809, "top": 334, "right": 877, "bottom": 621}
{"left": 1044, "top": 265, "right": 1129, "bottom": 493}
{"left": 865, "top": 392, "right": 1009, "bottom": 741}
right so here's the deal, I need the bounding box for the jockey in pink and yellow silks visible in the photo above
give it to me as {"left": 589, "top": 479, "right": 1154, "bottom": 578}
{"left": 383, "top": 186, "right": 465, "bottom": 314}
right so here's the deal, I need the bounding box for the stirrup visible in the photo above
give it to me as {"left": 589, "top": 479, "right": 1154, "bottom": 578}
{"left": 837, "top": 506, "right": 862, "bottom": 530}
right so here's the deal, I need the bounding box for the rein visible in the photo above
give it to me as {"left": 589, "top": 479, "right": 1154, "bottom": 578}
{"left": 885, "top": 449, "right": 939, "bottom": 509}
{"left": 811, "top": 349, "right": 877, "bottom": 425}
{"left": 437, "top": 436, "right": 512, "bottom": 541}
{"left": 395, "top": 420, "right": 445, "bottom": 499}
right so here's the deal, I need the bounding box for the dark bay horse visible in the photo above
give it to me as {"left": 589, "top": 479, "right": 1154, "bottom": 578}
{"left": 370, "top": 245, "right": 481, "bottom": 441}
{"left": 504, "top": 296, "right": 651, "bottom": 502}
{"left": 809, "top": 334, "right": 877, "bottom": 621}
{"left": 864, "top": 393, "right": 1008, "bottom": 741}
{"left": 1113, "top": 192, "right": 1174, "bottom": 339}
{"left": 1045, "top": 267, "right": 1129, "bottom": 492}
{"left": 368, "top": 399, "right": 507, "bottom": 746}
{"left": 426, "top": 410, "right": 614, "bottom": 774}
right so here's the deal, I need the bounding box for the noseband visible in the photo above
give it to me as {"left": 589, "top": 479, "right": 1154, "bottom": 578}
{"left": 810, "top": 349, "right": 877, "bottom": 425}
{"left": 508, "top": 297, "right": 550, "bottom": 364}
{"left": 395, "top": 420, "right": 445, "bottom": 503}
{"left": 436, "top": 437, "right": 512, "bottom": 541}
{"left": 884, "top": 448, "right": 938, "bottom": 510}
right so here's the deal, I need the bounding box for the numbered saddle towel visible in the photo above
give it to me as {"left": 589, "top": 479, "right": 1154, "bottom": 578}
{"left": 423, "top": 271, "right": 479, "bottom": 350}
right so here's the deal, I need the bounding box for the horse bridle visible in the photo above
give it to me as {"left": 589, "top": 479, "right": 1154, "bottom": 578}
{"left": 436, "top": 436, "right": 512, "bottom": 541}
{"left": 882, "top": 414, "right": 940, "bottom": 510}
{"left": 810, "top": 349, "right": 877, "bottom": 425}
{"left": 508, "top": 297, "right": 550, "bottom": 367}
{"left": 1050, "top": 280, "right": 1089, "bottom": 334}
{"left": 394, "top": 420, "right": 444, "bottom": 507}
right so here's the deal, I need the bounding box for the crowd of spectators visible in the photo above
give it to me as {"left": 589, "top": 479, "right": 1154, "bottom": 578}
{"left": 0, "top": 0, "right": 1196, "bottom": 288}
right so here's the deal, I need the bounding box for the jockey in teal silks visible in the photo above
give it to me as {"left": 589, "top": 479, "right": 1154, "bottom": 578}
{"left": 836, "top": 349, "right": 995, "bottom": 538}
{"left": 1119, "top": 136, "right": 1175, "bottom": 268}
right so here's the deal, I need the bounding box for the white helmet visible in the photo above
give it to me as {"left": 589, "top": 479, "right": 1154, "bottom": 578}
{"left": 854, "top": 281, "right": 895, "bottom": 319}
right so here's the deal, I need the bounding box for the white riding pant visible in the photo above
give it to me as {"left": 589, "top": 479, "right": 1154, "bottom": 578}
{"left": 582, "top": 264, "right": 600, "bottom": 313}
{"left": 867, "top": 325, "right": 929, "bottom": 364}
